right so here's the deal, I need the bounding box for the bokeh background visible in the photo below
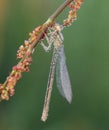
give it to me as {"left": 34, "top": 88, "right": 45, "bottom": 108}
{"left": 0, "top": 0, "right": 109, "bottom": 130}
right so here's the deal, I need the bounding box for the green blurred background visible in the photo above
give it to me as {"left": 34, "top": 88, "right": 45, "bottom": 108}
{"left": 0, "top": 0, "right": 109, "bottom": 130}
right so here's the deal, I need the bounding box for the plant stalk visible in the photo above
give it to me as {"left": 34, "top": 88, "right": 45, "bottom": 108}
{"left": 31, "top": 0, "right": 73, "bottom": 49}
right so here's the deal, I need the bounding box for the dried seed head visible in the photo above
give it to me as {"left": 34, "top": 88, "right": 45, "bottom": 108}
{"left": 0, "top": 89, "right": 9, "bottom": 100}
{"left": 63, "top": 0, "right": 83, "bottom": 27}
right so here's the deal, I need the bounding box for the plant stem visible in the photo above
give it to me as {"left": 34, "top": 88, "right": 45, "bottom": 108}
{"left": 31, "top": 0, "right": 73, "bottom": 49}
{"left": 49, "top": 0, "right": 73, "bottom": 21}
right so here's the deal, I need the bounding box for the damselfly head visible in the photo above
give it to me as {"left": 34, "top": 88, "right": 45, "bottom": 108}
{"left": 54, "top": 23, "right": 64, "bottom": 32}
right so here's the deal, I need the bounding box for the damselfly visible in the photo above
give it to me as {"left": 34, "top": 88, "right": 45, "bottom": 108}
{"left": 40, "top": 23, "right": 72, "bottom": 121}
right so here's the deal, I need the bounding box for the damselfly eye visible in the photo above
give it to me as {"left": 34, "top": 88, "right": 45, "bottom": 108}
{"left": 54, "top": 23, "right": 63, "bottom": 32}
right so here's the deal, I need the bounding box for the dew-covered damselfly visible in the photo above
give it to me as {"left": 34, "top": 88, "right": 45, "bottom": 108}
{"left": 41, "top": 23, "right": 72, "bottom": 121}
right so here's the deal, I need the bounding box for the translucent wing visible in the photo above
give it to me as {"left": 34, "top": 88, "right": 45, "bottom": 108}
{"left": 56, "top": 45, "right": 72, "bottom": 103}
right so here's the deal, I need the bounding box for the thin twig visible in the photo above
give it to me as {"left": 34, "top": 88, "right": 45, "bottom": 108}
{"left": 31, "top": 0, "right": 74, "bottom": 49}
{"left": 50, "top": 0, "right": 73, "bottom": 21}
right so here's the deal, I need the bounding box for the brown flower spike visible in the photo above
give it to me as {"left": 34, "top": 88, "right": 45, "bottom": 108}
{"left": 0, "top": 0, "right": 83, "bottom": 109}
